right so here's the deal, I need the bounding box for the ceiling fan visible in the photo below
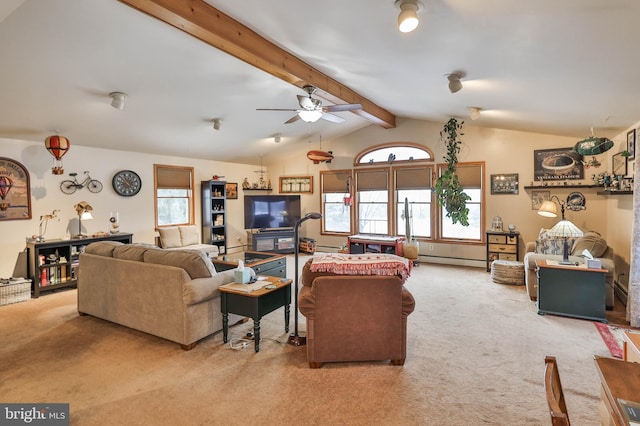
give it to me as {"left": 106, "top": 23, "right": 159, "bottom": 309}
{"left": 257, "top": 85, "right": 362, "bottom": 124}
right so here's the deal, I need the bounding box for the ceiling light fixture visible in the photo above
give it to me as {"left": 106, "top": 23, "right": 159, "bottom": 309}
{"left": 109, "top": 92, "right": 127, "bottom": 110}
{"left": 274, "top": 133, "right": 282, "bottom": 143}
{"left": 298, "top": 109, "right": 323, "bottom": 123}
{"left": 212, "top": 118, "right": 223, "bottom": 130}
{"left": 469, "top": 107, "right": 481, "bottom": 120}
{"left": 447, "top": 74, "right": 463, "bottom": 93}
{"left": 395, "top": 0, "right": 421, "bottom": 33}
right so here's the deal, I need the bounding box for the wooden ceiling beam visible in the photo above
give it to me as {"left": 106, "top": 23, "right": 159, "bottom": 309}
{"left": 118, "top": 0, "right": 395, "bottom": 128}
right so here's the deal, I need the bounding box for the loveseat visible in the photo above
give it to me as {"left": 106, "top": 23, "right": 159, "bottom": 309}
{"left": 156, "top": 225, "right": 219, "bottom": 257}
{"left": 299, "top": 254, "right": 415, "bottom": 368}
{"left": 77, "top": 241, "right": 243, "bottom": 349}
{"left": 523, "top": 229, "right": 615, "bottom": 308}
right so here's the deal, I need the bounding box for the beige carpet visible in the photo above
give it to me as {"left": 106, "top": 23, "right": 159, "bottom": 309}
{"left": 0, "top": 260, "right": 616, "bottom": 425}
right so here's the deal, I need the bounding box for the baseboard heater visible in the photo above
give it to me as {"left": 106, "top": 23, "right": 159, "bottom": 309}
{"left": 614, "top": 279, "right": 628, "bottom": 306}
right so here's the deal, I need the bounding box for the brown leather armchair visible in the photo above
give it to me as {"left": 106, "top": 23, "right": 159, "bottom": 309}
{"left": 298, "top": 259, "right": 415, "bottom": 368}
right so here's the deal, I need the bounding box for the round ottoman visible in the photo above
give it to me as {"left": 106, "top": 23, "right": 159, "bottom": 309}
{"left": 491, "top": 260, "right": 525, "bottom": 285}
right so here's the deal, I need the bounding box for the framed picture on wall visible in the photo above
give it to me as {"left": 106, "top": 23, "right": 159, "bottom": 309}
{"left": 225, "top": 182, "right": 238, "bottom": 199}
{"left": 280, "top": 176, "right": 313, "bottom": 193}
{"left": 612, "top": 152, "right": 628, "bottom": 177}
{"left": 531, "top": 190, "right": 550, "bottom": 210}
{"left": 627, "top": 129, "right": 636, "bottom": 160}
{"left": 490, "top": 173, "right": 519, "bottom": 194}
{"left": 0, "top": 157, "right": 32, "bottom": 220}
{"left": 533, "top": 147, "right": 584, "bottom": 181}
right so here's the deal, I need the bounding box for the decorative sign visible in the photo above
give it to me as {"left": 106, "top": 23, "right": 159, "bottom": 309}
{"left": 0, "top": 157, "right": 32, "bottom": 220}
{"left": 533, "top": 147, "right": 584, "bottom": 181}
{"left": 280, "top": 176, "right": 313, "bottom": 193}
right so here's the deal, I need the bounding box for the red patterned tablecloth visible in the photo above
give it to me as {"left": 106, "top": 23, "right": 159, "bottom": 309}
{"left": 310, "top": 253, "right": 411, "bottom": 282}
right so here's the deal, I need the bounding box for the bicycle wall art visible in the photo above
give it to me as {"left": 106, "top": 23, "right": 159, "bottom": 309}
{"left": 59, "top": 171, "right": 103, "bottom": 194}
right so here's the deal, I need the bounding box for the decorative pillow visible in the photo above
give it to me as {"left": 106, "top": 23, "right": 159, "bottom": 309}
{"left": 179, "top": 225, "right": 199, "bottom": 247}
{"left": 534, "top": 228, "right": 578, "bottom": 256}
{"left": 571, "top": 231, "right": 608, "bottom": 258}
{"left": 113, "top": 244, "right": 160, "bottom": 261}
{"left": 84, "top": 241, "right": 123, "bottom": 257}
{"left": 143, "top": 249, "right": 215, "bottom": 279}
{"left": 158, "top": 227, "right": 181, "bottom": 248}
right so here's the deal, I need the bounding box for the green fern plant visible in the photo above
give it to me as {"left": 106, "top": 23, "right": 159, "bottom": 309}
{"left": 434, "top": 118, "right": 471, "bottom": 226}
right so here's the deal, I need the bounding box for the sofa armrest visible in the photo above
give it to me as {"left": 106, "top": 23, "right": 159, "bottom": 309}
{"left": 183, "top": 269, "right": 235, "bottom": 305}
{"left": 525, "top": 241, "right": 536, "bottom": 253}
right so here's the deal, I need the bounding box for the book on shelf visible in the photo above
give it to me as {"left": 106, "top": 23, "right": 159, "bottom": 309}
{"left": 619, "top": 398, "right": 640, "bottom": 425}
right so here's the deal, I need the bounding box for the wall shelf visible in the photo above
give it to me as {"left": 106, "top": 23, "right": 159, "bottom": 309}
{"left": 523, "top": 185, "right": 604, "bottom": 190}
{"left": 597, "top": 190, "right": 633, "bottom": 195}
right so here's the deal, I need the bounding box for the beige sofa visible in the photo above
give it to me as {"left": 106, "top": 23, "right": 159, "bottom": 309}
{"left": 156, "top": 225, "right": 219, "bottom": 257}
{"left": 77, "top": 241, "right": 242, "bottom": 350}
{"left": 523, "top": 229, "right": 615, "bottom": 308}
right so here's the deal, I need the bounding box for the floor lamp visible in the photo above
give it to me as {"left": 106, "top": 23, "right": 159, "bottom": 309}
{"left": 287, "top": 211, "right": 322, "bottom": 346}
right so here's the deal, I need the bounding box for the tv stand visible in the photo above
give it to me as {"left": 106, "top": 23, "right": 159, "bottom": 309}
{"left": 247, "top": 229, "right": 295, "bottom": 254}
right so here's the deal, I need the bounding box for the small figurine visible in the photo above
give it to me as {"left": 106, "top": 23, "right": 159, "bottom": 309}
{"left": 242, "top": 178, "right": 250, "bottom": 189}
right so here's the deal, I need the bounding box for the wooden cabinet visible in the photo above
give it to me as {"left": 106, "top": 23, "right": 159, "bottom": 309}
{"left": 201, "top": 180, "right": 227, "bottom": 255}
{"left": 486, "top": 231, "right": 520, "bottom": 272}
{"left": 347, "top": 235, "right": 405, "bottom": 255}
{"left": 26, "top": 233, "right": 133, "bottom": 297}
{"left": 247, "top": 229, "right": 295, "bottom": 254}
{"left": 212, "top": 251, "right": 287, "bottom": 278}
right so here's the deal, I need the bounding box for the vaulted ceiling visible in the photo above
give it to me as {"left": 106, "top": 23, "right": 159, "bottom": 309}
{"left": 1, "top": 0, "right": 639, "bottom": 164}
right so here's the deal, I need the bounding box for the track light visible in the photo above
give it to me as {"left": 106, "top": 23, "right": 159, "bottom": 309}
{"left": 274, "top": 133, "right": 282, "bottom": 143}
{"left": 396, "top": 0, "right": 421, "bottom": 33}
{"left": 212, "top": 118, "right": 223, "bottom": 130}
{"left": 447, "top": 74, "right": 463, "bottom": 93}
{"left": 469, "top": 107, "right": 481, "bottom": 120}
{"left": 109, "top": 92, "right": 127, "bottom": 110}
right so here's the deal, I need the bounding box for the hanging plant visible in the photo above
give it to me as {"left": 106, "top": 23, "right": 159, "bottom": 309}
{"left": 434, "top": 118, "right": 471, "bottom": 226}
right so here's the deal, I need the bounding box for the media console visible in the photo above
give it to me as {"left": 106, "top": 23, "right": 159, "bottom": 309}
{"left": 247, "top": 229, "right": 295, "bottom": 254}
{"left": 348, "top": 234, "right": 404, "bottom": 256}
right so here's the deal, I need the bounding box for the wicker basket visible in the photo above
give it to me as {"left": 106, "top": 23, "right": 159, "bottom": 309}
{"left": 0, "top": 278, "right": 31, "bottom": 306}
{"left": 490, "top": 260, "right": 525, "bottom": 285}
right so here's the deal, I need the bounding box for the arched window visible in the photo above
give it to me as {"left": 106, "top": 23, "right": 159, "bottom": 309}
{"left": 354, "top": 142, "right": 433, "bottom": 166}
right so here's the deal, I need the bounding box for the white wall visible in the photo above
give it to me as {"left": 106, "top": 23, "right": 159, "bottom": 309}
{"left": 265, "top": 117, "right": 630, "bottom": 267}
{"left": 0, "top": 138, "right": 258, "bottom": 277}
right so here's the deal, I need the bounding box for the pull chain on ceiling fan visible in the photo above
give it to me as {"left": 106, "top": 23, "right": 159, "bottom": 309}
{"left": 257, "top": 85, "right": 362, "bottom": 124}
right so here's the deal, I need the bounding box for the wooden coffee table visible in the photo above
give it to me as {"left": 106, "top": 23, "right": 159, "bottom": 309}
{"left": 219, "top": 275, "right": 292, "bottom": 352}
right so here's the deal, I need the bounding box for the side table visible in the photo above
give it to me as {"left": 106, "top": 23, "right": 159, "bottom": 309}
{"left": 219, "top": 276, "right": 292, "bottom": 352}
{"left": 536, "top": 259, "right": 607, "bottom": 322}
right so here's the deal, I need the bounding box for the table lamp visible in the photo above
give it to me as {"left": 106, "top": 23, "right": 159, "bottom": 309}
{"left": 537, "top": 195, "right": 583, "bottom": 265}
{"left": 73, "top": 201, "right": 93, "bottom": 239}
{"left": 288, "top": 211, "right": 322, "bottom": 346}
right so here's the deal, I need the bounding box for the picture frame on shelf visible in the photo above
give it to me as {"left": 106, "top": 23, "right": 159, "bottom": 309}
{"left": 531, "top": 190, "right": 550, "bottom": 210}
{"left": 612, "top": 152, "right": 628, "bottom": 177}
{"left": 627, "top": 129, "right": 636, "bottom": 160}
{"left": 0, "top": 157, "right": 32, "bottom": 220}
{"left": 225, "top": 182, "right": 238, "bottom": 199}
{"left": 279, "top": 176, "right": 313, "bottom": 194}
{"left": 490, "top": 173, "right": 519, "bottom": 194}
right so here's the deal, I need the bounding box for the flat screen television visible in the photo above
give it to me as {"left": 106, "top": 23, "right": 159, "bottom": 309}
{"left": 244, "top": 195, "right": 301, "bottom": 230}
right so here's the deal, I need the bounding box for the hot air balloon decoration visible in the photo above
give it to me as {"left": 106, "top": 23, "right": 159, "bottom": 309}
{"left": 0, "top": 175, "right": 12, "bottom": 211}
{"left": 44, "top": 135, "right": 70, "bottom": 175}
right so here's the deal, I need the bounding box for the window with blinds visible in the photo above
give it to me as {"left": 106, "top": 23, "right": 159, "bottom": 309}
{"left": 356, "top": 168, "right": 389, "bottom": 235}
{"left": 439, "top": 162, "right": 484, "bottom": 241}
{"left": 395, "top": 166, "right": 433, "bottom": 238}
{"left": 320, "top": 170, "right": 352, "bottom": 234}
{"left": 154, "top": 164, "right": 194, "bottom": 227}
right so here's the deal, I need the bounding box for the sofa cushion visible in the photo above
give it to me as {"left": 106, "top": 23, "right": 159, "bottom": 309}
{"left": 113, "top": 244, "right": 160, "bottom": 261}
{"left": 179, "top": 225, "right": 200, "bottom": 246}
{"left": 534, "top": 228, "right": 578, "bottom": 255}
{"left": 84, "top": 241, "right": 123, "bottom": 257}
{"left": 571, "top": 231, "right": 608, "bottom": 258}
{"left": 143, "top": 249, "right": 215, "bottom": 279}
{"left": 158, "top": 227, "right": 182, "bottom": 249}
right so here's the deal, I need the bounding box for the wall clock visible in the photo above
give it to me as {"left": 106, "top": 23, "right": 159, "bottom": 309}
{"left": 112, "top": 170, "right": 141, "bottom": 197}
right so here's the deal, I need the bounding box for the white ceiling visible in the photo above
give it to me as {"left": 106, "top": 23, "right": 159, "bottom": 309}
{"left": 1, "top": 0, "right": 639, "bottom": 164}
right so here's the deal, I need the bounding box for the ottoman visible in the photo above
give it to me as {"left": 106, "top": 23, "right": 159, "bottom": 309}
{"left": 491, "top": 260, "right": 525, "bottom": 285}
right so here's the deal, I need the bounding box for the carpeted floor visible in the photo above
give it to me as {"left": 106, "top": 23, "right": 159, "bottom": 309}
{"left": 0, "top": 259, "right": 630, "bottom": 425}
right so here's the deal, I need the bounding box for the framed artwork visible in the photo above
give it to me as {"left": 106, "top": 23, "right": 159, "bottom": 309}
{"left": 612, "top": 152, "right": 628, "bottom": 177}
{"left": 531, "top": 190, "right": 550, "bottom": 210}
{"left": 490, "top": 173, "right": 519, "bottom": 194}
{"left": 0, "top": 157, "right": 32, "bottom": 220}
{"left": 627, "top": 129, "right": 636, "bottom": 160}
{"left": 225, "top": 182, "right": 238, "bottom": 199}
{"left": 533, "top": 147, "right": 584, "bottom": 181}
{"left": 280, "top": 176, "right": 313, "bottom": 193}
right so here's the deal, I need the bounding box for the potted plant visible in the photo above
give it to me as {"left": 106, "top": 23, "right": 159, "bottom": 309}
{"left": 434, "top": 118, "right": 471, "bottom": 226}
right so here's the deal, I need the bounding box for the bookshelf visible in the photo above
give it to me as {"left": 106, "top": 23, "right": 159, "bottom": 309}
{"left": 26, "top": 233, "right": 133, "bottom": 297}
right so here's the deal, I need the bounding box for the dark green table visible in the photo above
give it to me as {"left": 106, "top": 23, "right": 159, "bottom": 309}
{"left": 536, "top": 259, "right": 607, "bottom": 323}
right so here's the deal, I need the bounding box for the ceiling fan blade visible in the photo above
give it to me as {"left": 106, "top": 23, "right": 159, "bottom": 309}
{"left": 320, "top": 112, "right": 345, "bottom": 123}
{"left": 256, "top": 108, "right": 298, "bottom": 111}
{"left": 323, "top": 103, "right": 362, "bottom": 112}
{"left": 285, "top": 114, "right": 301, "bottom": 124}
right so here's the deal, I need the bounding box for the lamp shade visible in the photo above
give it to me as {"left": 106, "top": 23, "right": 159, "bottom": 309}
{"left": 80, "top": 211, "right": 93, "bottom": 220}
{"left": 546, "top": 219, "right": 583, "bottom": 238}
{"left": 298, "top": 109, "right": 323, "bottom": 123}
{"left": 537, "top": 200, "right": 559, "bottom": 218}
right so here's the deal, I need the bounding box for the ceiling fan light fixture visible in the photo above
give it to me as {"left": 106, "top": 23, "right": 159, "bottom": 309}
{"left": 469, "top": 107, "right": 481, "bottom": 120}
{"left": 298, "top": 109, "right": 323, "bottom": 123}
{"left": 396, "top": 0, "right": 420, "bottom": 33}
{"left": 109, "top": 92, "right": 127, "bottom": 110}
{"left": 447, "top": 74, "right": 463, "bottom": 93}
